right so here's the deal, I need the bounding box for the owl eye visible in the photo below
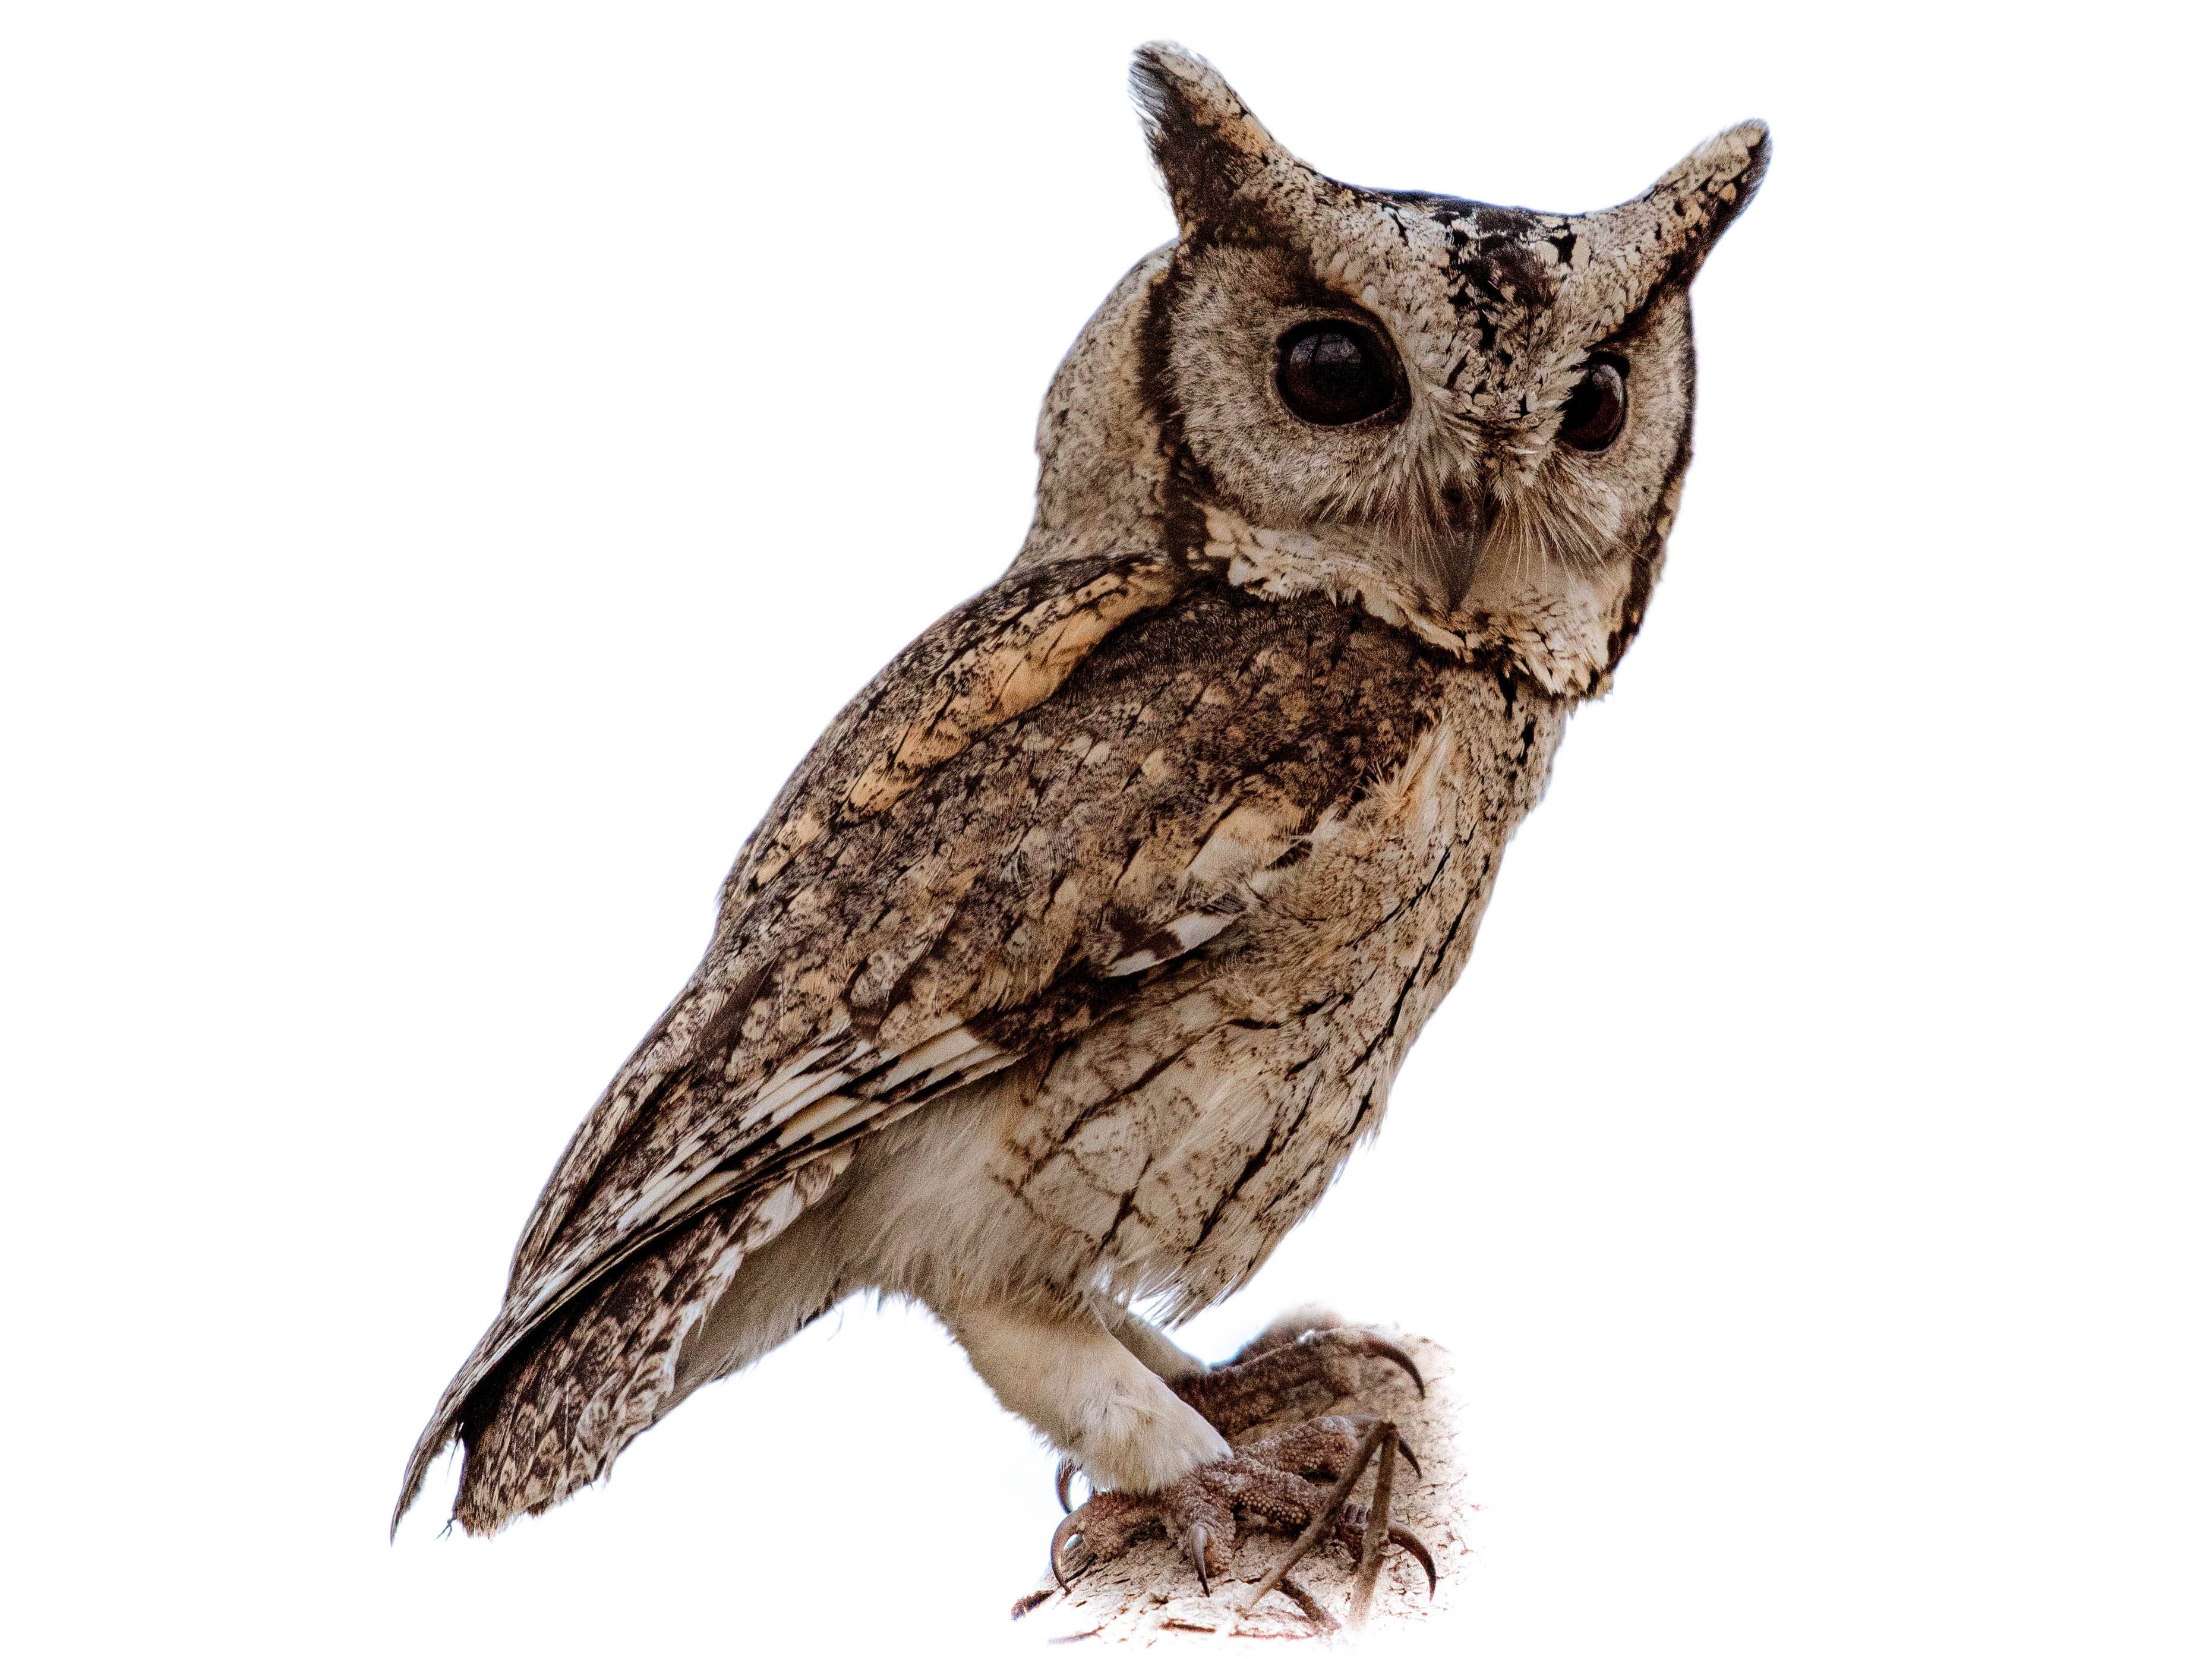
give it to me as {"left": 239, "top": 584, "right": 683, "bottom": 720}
{"left": 1558, "top": 357, "right": 1629, "bottom": 452}
{"left": 1275, "top": 320, "right": 1403, "bottom": 427}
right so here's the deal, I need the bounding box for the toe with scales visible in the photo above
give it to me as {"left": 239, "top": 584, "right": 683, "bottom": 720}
{"left": 1176, "top": 1324, "right": 1426, "bottom": 1440}
{"left": 1046, "top": 1414, "right": 1436, "bottom": 1610}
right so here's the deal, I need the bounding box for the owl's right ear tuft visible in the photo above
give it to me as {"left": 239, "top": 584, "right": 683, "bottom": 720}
{"left": 1129, "top": 42, "right": 1286, "bottom": 234}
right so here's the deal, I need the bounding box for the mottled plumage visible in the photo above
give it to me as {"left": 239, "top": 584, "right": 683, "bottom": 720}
{"left": 396, "top": 43, "right": 1765, "bottom": 1567}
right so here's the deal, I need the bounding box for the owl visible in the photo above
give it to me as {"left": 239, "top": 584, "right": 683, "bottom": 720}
{"left": 395, "top": 42, "right": 1765, "bottom": 1599}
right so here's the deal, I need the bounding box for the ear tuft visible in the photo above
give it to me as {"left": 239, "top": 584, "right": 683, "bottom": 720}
{"left": 1648, "top": 119, "right": 1771, "bottom": 280}
{"left": 1129, "top": 42, "right": 1286, "bottom": 232}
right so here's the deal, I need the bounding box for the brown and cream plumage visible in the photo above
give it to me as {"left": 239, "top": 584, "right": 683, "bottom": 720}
{"left": 396, "top": 42, "right": 1765, "bottom": 1590}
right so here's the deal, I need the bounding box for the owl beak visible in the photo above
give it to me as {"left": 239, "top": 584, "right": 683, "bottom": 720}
{"left": 1440, "top": 534, "right": 1484, "bottom": 612}
{"left": 1435, "top": 481, "right": 1495, "bottom": 611}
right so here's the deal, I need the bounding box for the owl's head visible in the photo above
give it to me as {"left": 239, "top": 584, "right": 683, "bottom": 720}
{"left": 1023, "top": 44, "right": 1767, "bottom": 697}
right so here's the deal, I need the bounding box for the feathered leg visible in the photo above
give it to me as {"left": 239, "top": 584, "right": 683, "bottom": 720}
{"left": 945, "top": 1301, "right": 1232, "bottom": 1493}
{"left": 1091, "top": 1296, "right": 1208, "bottom": 1384}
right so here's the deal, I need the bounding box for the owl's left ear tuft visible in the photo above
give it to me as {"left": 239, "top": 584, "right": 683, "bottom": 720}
{"left": 1129, "top": 42, "right": 1288, "bottom": 234}
{"left": 1576, "top": 120, "right": 1770, "bottom": 317}
{"left": 1644, "top": 119, "right": 1772, "bottom": 281}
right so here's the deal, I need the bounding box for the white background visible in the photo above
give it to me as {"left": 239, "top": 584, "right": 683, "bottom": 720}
{"left": 3, "top": 4, "right": 2204, "bottom": 1654}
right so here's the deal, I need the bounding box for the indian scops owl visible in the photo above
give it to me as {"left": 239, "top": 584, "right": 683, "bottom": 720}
{"left": 395, "top": 42, "right": 1766, "bottom": 1592}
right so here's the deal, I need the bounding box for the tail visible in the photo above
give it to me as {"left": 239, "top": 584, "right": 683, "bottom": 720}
{"left": 393, "top": 1156, "right": 846, "bottom": 1536}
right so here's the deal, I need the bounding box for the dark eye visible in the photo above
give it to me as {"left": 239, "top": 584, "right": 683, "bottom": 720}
{"left": 1275, "top": 319, "right": 1403, "bottom": 427}
{"left": 1558, "top": 355, "right": 1629, "bottom": 452}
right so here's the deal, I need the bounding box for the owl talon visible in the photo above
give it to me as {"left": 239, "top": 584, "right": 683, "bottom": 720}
{"left": 1333, "top": 1412, "right": 1422, "bottom": 1481}
{"left": 1055, "top": 1456, "right": 1081, "bottom": 1513}
{"left": 1367, "top": 1337, "right": 1426, "bottom": 1398}
{"left": 1187, "top": 1522, "right": 1213, "bottom": 1595}
{"left": 1049, "top": 1510, "right": 1093, "bottom": 1589}
{"left": 1387, "top": 1524, "right": 1438, "bottom": 1597}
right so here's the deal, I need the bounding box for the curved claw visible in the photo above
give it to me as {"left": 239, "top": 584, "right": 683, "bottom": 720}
{"left": 1393, "top": 1429, "right": 1422, "bottom": 1482}
{"left": 1186, "top": 1521, "right": 1213, "bottom": 1596}
{"left": 1361, "top": 1335, "right": 1426, "bottom": 1398}
{"left": 1049, "top": 1510, "right": 1092, "bottom": 1591}
{"left": 1386, "top": 1524, "right": 1438, "bottom": 1597}
{"left": 1055, "top": 1456, "right": 1080, "bottom": 1514}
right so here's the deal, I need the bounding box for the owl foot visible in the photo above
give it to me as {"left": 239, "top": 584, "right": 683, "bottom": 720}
{"left": 1046, "top": 1414, "right": 1435, "bottom": 1610}
{"left": 1052, "top": 1321, "right": 1425, "bottom": 1512}
{"left": 1176, "top": 1323, "right": 1425, "bottom": 1440}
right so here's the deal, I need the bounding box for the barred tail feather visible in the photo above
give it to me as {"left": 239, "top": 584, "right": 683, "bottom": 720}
{"left": 450, "top": 1206, "right": 747, "bottom": 1532}
{"left": 394, "top": 1153, "right": 851, "bottom": 1537}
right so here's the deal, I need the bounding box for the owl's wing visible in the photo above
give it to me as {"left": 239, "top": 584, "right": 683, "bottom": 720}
{"left": 396, "top": 553, "right": 1446, "bottom": 1531}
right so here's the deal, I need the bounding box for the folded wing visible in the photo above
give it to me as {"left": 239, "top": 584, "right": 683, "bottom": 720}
{"left": 395, "top": 553, "right": 1446, "bottom": 1532}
